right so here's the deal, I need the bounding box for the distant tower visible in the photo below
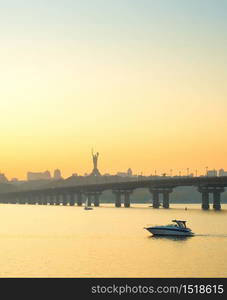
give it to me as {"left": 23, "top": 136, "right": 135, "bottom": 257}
{"left": 90, "top": 149, "right": 101, "bottom": 176}
{"left": 54, "top": 169, "right": 62, "bottom": 180}
{"left": 127, "top": 168, "right": 132, "bottom": 177}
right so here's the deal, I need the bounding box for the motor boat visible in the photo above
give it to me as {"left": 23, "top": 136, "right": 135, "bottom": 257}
{"left": 144, "top": 220, "right": 194, "bottom": 236}
{"left": 84, "top": 207, "right": 93, "bottom": 210}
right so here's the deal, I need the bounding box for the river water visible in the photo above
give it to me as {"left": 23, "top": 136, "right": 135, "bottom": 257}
{"left": 0, "top": 203, "right": 226, "bottom": 277}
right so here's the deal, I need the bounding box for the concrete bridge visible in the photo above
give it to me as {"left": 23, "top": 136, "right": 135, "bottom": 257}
{"left": 0, "top": 176, "right": 227, "bottom": 210}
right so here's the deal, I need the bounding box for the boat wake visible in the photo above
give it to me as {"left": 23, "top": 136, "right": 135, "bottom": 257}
{"left": 148, "top": 235, "right": 192, "bottom": 241}
{"left": 148, "top": 234, "right": 227, "bottom": 240}
{"left": 194, "top": 234, "right": 227, "bottom": 238}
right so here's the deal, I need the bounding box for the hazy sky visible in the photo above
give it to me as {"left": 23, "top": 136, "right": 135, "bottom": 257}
{"left": 1, "top": 0, "right": 227, "bottom": 179}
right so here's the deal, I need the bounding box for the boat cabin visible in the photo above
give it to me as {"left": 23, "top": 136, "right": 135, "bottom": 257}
{"left": 172, "top": 220, "right": 187, "bottom": 228}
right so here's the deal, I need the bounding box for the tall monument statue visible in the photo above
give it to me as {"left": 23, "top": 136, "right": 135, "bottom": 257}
{"left": 90, "top": 149, "right": 101, "bottom": 176}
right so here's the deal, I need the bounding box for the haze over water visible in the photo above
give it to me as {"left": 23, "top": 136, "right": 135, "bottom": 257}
{"left": 1, "top": 203, "right": 226, "bottom": 277}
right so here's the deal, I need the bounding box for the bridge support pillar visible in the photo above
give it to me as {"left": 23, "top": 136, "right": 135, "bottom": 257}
{"left": 149, "top": 188, "right": 162, "bottom": 208}
{"left": 37, "top": 195, "right": 41, "bottom": 204}
{"left": 37, "top": 195, "right": 42, "bottom": 205}
{"left": 199, "top": 187, "right": 224, "bottom": 210}
{"left": 45, "top": 195, "right": 48, "bottom": 205}
{"left": 43, "top": 195, "right": 48, "bottom": 205}
{"left": 76, "top": 193, "right": 82, "bottom": 206}
{"left": 45, "top": 195, "right": 50, "bottom": 205}
{"left": 202, "top": 191, "right": 209, "bottom": 210}
{"left": 69, "top": 193, "right": 75, "bottom": 206}
{"left": 29, "top": 195, "right": 35, "bottom": 205}
{"left": 213, "top": 191, "right": 221, "bottom": 210}
{"left": 19, "top": 197, "right": 26, "bottom": 204}
{"left": 38, "top": 195, "right": 43, "bottom": 205}
{"left": 9, "top": 196, "right": 16, "bottom": 204}
{"left": 33, "top": 195, "right": 38, "bottom": 205}
{"left": 26, "top": 196, "right": 30, "bottom": 204}
{"left": 113, "top": 191, "right": 121, "bottom": 207}
{"left": 62, "top": 194, "right": 68, "bottom": 206}
{"left": 33, "top": 195, "right": 37, "bottom": 204}
{"left": 21, "top": 196, "right": 25, "bottom": 204}
{"left": 26, "top": 195, "right": 31, "bottom": 205}
{"left": 198, "top": 187, "right": 210, "bottom": 210}
{"left": 49, "top": 194, "right": 54, "bottom": 205}
{"left": 163, "top": 190, "right": 172, "bottom": 209}
{"left": 76, "top": 193, "right": 83, "bottom": 206}
{"left": 212, "top": 188, "right": 224, "bottom": 210}
{"left": 123, "top": 190, "right": 132, "bottom": 208}
{"left": 152, "top": 191, "right": 160, "bottom": 208}
{"left": 10, "top": 196, "right": 17, "bottom": 204}
{"left": 55, "top": 194, "right": 60, "bottom": 205}
{"left": 94, "top": 193, "right": 101, "bottom": 207}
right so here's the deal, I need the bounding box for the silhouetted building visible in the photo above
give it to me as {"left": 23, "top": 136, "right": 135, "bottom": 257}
{"left": 0, "top": 173, "right": 8, "bottom": 183}
{"left": 207, "top": 169, "right": 217, "bottom": 177}
{"left": 11, "top": 178, "right": 19, "bottom": 182}
{"left": 71, "top": 173, "right": 78, "bottom": 177}
{"left": 53, "top": 169, "right": 62, "bottom": 180}
{"left": 27, "top": 171, "right": 51, "bottom": 181}
{"left": 219, "top": 169, "right": 227, "bottom": 176}
{"left": 117, "top": 172, "right": 128, "bottom": 177}
{"left": 117, "top": 168, "right": 133, "bottom": 177}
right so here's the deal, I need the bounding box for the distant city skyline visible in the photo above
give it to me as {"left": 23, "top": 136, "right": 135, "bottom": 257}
{"left": 1, "top": 165, "right": 227, "bottom": 182}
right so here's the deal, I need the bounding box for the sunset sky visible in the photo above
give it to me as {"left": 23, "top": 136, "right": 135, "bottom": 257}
{"left": 1, "top": 0, "right": 227, "bottom": 179}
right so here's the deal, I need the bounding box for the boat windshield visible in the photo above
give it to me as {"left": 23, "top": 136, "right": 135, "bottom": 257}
{"left": 172, "top": 220, "right": 187, "bottom": 228}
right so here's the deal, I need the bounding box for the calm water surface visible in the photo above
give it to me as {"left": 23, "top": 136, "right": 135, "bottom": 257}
{"left": 0, "top": 203, "right": 227, "bottom": 277}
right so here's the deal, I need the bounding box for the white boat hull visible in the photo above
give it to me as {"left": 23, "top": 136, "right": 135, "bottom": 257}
{"left": 145, "top": 227, "right": 193, "bottom": 236}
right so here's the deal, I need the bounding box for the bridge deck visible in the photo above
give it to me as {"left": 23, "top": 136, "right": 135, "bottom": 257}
{"left": 1, "top": 176, "right": 227, "bottom": 197}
